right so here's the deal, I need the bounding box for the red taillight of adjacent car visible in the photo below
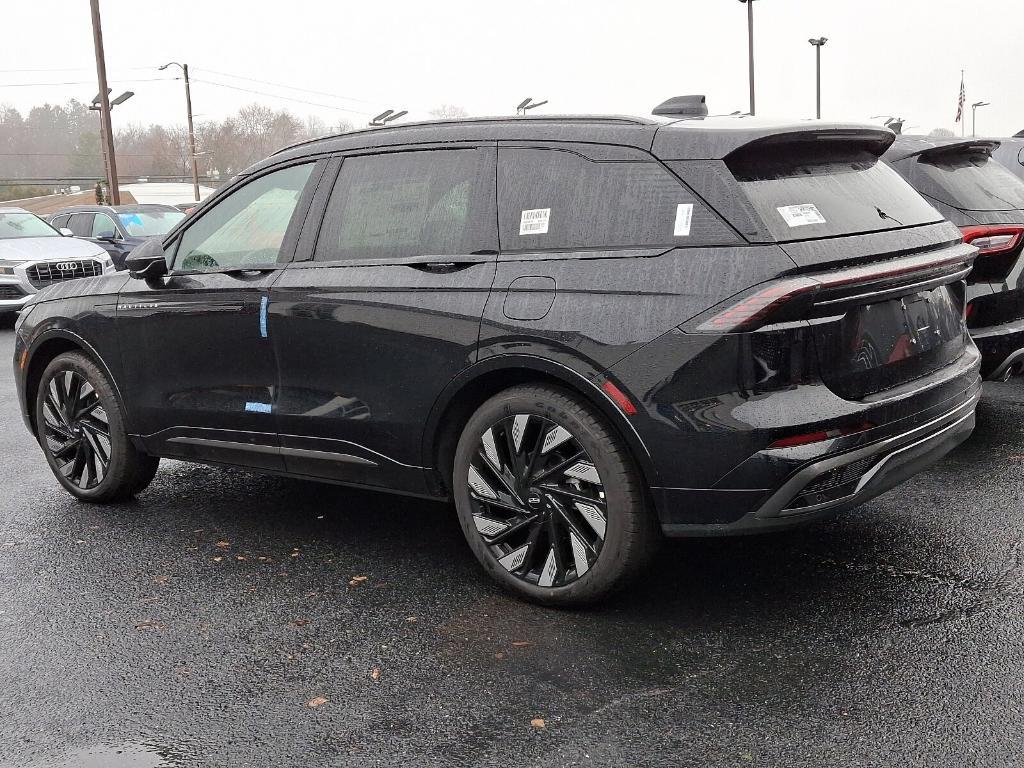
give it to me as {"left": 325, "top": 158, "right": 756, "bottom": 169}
{"left": 959, "top": 225, "right": 1024, "bottom": 256}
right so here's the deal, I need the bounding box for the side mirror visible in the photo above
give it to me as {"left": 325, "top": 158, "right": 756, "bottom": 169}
{"left": 97, "top": 232, "right": 118, "bottom": 242}
{"left": 59, "top": 228, "right": 74, "bottom": 237}
{"left": 125, "top": 239, "right": 168, "bottom": 279}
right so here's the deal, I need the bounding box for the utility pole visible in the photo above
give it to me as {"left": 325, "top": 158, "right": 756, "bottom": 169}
{"left": 159, "top": 62, "right": 200, "bottom": 202}
{"left": 739, "top": 0, "right": 756, "bottom": 115}
{"left": 809, "top": 37, "right": 828, "bottom": 119}
{"left": 89, "top": 0, "right": 120, "bottom": 204}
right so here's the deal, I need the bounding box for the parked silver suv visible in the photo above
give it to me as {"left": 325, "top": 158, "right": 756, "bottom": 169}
{"left": 0, "top": 208, "right": 114, "bottom": 316}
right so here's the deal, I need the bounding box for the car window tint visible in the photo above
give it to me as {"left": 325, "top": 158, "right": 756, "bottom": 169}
{"left": 175, "top": 163, "right": 314, "bottom": 271}
{"left": 314, "top": 149, "right": 492, "bottom": 262}
{"left": 91, "top": 213, "right": 118, "bottom": 239}
{"left": 497, "top": 147, "right": 730, "bottom": 251}
{"left": 67, "top": 213, "right": 94, "bottom": 238}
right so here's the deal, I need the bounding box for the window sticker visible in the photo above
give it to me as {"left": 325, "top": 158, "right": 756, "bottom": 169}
{"left": 673, "top": 203, "right": 694, "bottom": 237}
{"left": 777, "top": 203, "right": 826, "bottom": 227}
{"left": 519, "top": 208, "right": 550, "bottom": 235}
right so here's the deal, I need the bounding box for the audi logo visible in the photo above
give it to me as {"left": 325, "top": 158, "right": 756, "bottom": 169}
{"left": 54, "top": 262, "right": 79, "bottom": 271}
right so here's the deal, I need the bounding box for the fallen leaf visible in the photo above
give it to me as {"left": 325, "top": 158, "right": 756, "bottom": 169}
{"left": 290, "top": 552, "right": 300, "bottom": 558}
{"left": 215, "top": 540, "right": 231, "bottom": 549}
{"left": 307, "top": 696, "right": 328, "bottom": 708}
{"left": 289, "top": 619, "right": 310, "bottom": 627}
{"left": 530, "top": 718, "right": 545, "bottom": 729}
{"left": 370, "top": 667, "right": 381, "bottom": 681}
{"left": 212, "top": 556, "right": 223, "bottom": 562}
{"left": 153, "top": 575, "right": 170, "bottom": 585}
{"left": 348, "top": 575, "right": 369, "bottom": 587}
{"left": 135, "top": 620, "right": 161, "bottom": 631}
{"left": 494, "top": 652, "right": 505, "bottom": 660}
{"left": 511, "top": 641, "right": 532, "bottom": 648}
{"left": 235, "top": 555, "right": 247, "bottom": 561}
{"left": 405, "top": 616, "right": 417, "bottom": 623}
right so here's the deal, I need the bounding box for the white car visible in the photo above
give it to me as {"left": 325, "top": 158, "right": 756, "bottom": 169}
{"left": 0, "top": 207, "right": 115, "bottom": 316}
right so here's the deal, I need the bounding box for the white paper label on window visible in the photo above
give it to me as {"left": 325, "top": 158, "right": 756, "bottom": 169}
{"left": 777, "top": 203, "right": 826, "bottom": 227}
{"left": 519, "top": 208, "right": 550, "bottom": 235}
{"left": 673, "top": 203, "right": 694, "bottom": 237}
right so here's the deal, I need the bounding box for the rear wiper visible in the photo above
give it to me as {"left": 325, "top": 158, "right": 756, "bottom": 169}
{"left": 876, "top": 206, "right": 904, "bottom": 226}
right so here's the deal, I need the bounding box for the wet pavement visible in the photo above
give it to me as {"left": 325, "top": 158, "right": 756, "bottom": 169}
{"left": 1, "top": 321, "right": 1023, "bottom": 767}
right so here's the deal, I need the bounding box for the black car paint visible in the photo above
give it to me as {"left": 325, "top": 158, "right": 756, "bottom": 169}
{"left": 14, "top": 116, "right": 982, "bottom": 535}
{"left": 884, "top": 136, "right": 1024, "bottom": 379}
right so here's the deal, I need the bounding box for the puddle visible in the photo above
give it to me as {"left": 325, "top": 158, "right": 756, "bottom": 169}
{"left": 12, "top": 742, "right": 183, "bottom": 768}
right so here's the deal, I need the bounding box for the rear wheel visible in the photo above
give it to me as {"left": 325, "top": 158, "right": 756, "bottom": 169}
{"left": 453, "top": 384, "right": 659, "bottom": 606}
{"left": 35, "top": 352, "right": 159, "bottom": 502}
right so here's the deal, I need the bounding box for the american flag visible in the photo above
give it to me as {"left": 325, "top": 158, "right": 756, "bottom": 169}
{"left": 955, "top": 74, "right": 965, "bottom": 122}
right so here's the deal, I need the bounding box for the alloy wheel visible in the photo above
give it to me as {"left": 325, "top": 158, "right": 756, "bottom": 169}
{"left": 40, "top": 370, "right": 111, "bottom": 490}
{"left": 466, "top": 414, "right": 607, "bottom": 588}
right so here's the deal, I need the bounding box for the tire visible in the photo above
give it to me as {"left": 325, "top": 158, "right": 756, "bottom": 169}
{"left": 453, "top": 384, "right": 660, "bottom": 606}
{"left": 35, "top": 351, "right": 159, "bottom": 502}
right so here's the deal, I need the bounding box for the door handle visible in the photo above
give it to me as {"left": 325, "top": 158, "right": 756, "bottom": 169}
{"left": 407, "top": 261, "right": 481, "bottom": 274}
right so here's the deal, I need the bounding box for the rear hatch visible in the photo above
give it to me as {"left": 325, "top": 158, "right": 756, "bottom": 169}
{"left": 687, "top": 129, "right": 975, "bottom": 400}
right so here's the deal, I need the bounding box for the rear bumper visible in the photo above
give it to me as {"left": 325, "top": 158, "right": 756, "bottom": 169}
{"left": 655, "top": 376, "right": 980, "bottom": 537}
{"left": 970, "top": 317, "right": 1024, "bottom": 379}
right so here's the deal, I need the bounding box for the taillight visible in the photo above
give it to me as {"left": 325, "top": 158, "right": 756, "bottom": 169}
{"left": 768, "top": 420, "right": 874, "bottom": 449}
{"left": 959, "top": 225, "right": 1024, "bottom": 256}
{"left": 689, "top": 249, "right": 974, "bottom": 333}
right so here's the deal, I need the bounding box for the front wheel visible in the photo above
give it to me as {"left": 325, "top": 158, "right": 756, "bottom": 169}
{"left": 35, "top": 351, "right": 159, "bottom": 502}
{"left": 453, "top": 384, "right": 660, "bottom": 606}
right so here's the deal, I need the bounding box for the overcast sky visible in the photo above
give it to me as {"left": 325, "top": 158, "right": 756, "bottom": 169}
{"left": 4, "top": 0, "right": 1021, "bottom": 137}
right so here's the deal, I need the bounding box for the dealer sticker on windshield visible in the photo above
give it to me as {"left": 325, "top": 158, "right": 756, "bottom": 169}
{"left": 777, "top": 203, "right": 826, "bottom": 227}
{"left": 520, "top": 208, "right": 550, "bottom": 235}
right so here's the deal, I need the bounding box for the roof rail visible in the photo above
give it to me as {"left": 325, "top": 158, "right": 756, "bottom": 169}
{"left": 271, "top": 114, "right": 653, "bottom": 155}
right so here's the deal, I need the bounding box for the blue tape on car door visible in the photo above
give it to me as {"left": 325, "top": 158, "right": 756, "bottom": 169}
{"left": 245, "top": 401, "right": 272, "bottom": 413}
{"left": 259, "top": 295, "right": 269, "bottom": 338}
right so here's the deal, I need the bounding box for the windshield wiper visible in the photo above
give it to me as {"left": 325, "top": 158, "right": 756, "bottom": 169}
{"left": 876, "top": 207, "right": 904, "bottom": 226}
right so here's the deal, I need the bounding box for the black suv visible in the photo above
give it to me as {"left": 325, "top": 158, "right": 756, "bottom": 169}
{"left": 48, "top": 204, "right": 185, "bottom": 270}
{"left": 885, "top": 137, "right": 1024, "bottom": 379}
{"left": 14, "top": 115, "right": 981, "bottom": 604}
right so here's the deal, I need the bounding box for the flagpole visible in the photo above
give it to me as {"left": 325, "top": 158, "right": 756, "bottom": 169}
{"left": 961, "top": 69, "right": 965, "bottom": 137}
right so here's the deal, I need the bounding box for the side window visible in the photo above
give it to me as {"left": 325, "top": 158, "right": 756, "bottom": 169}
{"left": 498, "top": 147, "right": 734, "bottom": 251}
{"left": 51, "top": 215, "right": 69, "bottom": 229}
{"left": 91, "top": 213, "right": 118, "bottom": 239}
{"left": 314, "top": 148, "right": 494, "bottom": 262}
{"left": 175, "top": 163, "right": 314, "bottom": 271}
{"left": 67, "top": 213, "right": 94, "bottom": 238}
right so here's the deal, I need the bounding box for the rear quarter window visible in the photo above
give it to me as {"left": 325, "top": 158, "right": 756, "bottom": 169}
{"left": 497, "top": 146, "right": 737, "bottom": 251}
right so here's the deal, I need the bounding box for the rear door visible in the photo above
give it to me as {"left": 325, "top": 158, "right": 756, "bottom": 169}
{"left": 269, "top": 145, "right": 498, "bottom": 493}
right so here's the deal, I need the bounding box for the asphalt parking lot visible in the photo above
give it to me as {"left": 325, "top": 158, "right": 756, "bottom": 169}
{"left": 1, "top": 321, "right": 1023, "bottom": 768}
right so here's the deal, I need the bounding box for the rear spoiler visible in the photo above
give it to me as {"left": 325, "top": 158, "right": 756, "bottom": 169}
{"left": 887, "top": 139, "right": 1001, "bottom": 163}
{"left": 723, "top": 128, "right": 896, "bottom": 172}
{"left": 653, "top": 122, "right": 896, "bottom": 161}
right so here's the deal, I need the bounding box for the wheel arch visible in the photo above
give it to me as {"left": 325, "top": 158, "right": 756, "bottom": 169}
{"left": 423, "top": 355, "right": 658, "bottom": 496}
{"left": 24, "top": 329, "right": 128, "bottom": 436}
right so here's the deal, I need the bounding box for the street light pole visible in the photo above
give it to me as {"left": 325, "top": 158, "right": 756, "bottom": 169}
{"left": 739, "top": 0, "right": 756, "bottom": 115}
{"left": 808, "top": 37, "right": 828, "bottom": 119}
{"left": 160, "top": 62, "right": 200, "bottom": 202}
{"left": 89, "top": 0, "right": 120, "bottom": 204}
{"left": 971, "top": 101, "right": 990, "bottom": 138}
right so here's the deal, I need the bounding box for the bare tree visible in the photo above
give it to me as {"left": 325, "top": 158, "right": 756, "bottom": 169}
{"left": 429, "top": 104, "right": 469, "bottom": 119}
{"left": 928, "top": 127, "right": 956, "bottom": 138}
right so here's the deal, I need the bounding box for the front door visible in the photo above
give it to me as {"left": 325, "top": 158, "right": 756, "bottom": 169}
{"left": 116, "top": 161, "right": 321, "bottom": 470}
{"left": 270, "top": 146, "right": 498, "bottom": 493}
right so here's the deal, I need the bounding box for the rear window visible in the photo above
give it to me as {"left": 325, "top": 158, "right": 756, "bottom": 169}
{"left": 898, "top": 150, "right": 1024, "bottom": 212}
{"left": 729, "top": 147, "right": 942, "bottom": 242}
{"left": 498, "top": 147, "right": 736, "bottom": 251}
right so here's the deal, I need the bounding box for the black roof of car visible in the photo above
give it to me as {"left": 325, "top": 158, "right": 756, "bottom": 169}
{"left": 49, "top": 203, "right": 182, "bottom": 216}
{"left": 884, "top": 135, "right": 1002, "bottom": 162}
{"left": 261, "top": 114, "right": 895, "bottom": 171}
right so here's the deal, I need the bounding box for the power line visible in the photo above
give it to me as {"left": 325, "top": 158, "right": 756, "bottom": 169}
{"left": 190, "top": 78, "right": 376, "bottom": 117}
{"left": 0, "top": 65, "right": 164, "bottom": 73}
{"left": 194, "top": 68, "right": 383, "bottom": 108}
{"left": 0, "top": 77, "right": 179, "bottom": 87}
